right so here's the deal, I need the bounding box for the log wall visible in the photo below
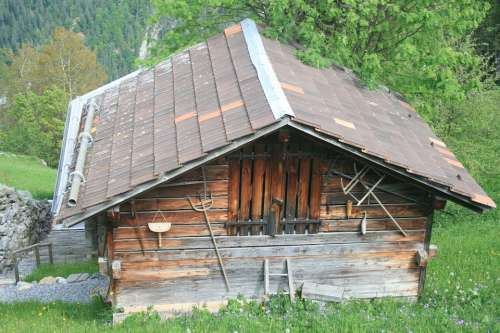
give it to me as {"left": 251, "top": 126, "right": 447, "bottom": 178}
{"left": 109, "top": 136, "right": 434, "bottom": 312}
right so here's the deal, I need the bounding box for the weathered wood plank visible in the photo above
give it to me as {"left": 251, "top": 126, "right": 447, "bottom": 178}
{"left": 321, "top": 191, "right": 427, "bottom": 205}
{"left": 240, "top": 146, "right": 253, "bottom": 235}
{"left": 119, "top": 210, "right": 227, "bottom": 225}
{"left": 120, "top": 197, "right": 228, "bottom": 212}
{"left": 251, "top": 144, "right": 266, "bottom": 235}
{"left": 285, "top": 146, "right": 298, "bottom": 234}
{"left": 145, "top": 181, "right": 228, "bottom": 198}
{"left": 114, "top": 268, "right": 419, "bottom": 307}
{"left": 320, "top": 217, "right": 428, "bottom": 232}
{"left": 297, "top": 158, "right": 311, "bottom": 234}
{"left": 302, "top": 282, "right": 344, "bottom": 302}
{"left": 119, "top": 251, "right": 417, "bottom": 272}
{"left": 119, "top": 258, "right": 419, "bottom": 284}
{"left": 113, "top": 240, "right": 424, "bottom": 262}
{"left": 320, "top": 203, "right": 430, "bottom": 219}
{"left": 112, "top": 230, "right": 425, "bottom": 252}
{"left": 114, "top": 224, "right": 226, "bottom": 239}
{"left": 228, "top": 159, "right": 240, "bottom": 235}
{"left": 175, "top": 165, "right": 229, "bottom": 182}
{"left": 309, "top": 158, "right": 321, "bottom": 233}
{"left": 270, "top": 144, "right": 285, "bottom": 233}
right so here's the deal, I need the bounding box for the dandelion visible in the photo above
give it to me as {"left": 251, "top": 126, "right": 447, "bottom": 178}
{"left": 423, "top": 303, "right": 430, "bottom": 309}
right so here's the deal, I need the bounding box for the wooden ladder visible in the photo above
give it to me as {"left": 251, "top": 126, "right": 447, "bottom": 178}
{"left": 264, "top": 258, "right": 295, "bottom": 302}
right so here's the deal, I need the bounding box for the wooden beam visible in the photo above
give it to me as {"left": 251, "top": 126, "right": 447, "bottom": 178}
{"left": 301, "top": 282, "right": 344, "bottom": 303}
{"left": 416, "top": 249, "right": 428, "bottom": 268}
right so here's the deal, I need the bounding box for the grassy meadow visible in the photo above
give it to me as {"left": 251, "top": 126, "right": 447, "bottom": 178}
{"left": 0, "top": 152, "right": 56, "bottom": 199}
{"left": 22, "top": 260, "right": 99, "bottom": 283}
{"left": 0, "top": 91, "right": 498, "bottom": 332}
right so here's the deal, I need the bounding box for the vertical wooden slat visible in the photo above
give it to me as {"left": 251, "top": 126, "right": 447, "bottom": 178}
{"left": 251, "top": 144, "right": 266, "bottom": 235}
{"left": 228, "top": 159, "right": 241, "bottom": 235}
{"left": 34, "top": 246, "right": 41, "bottom": 267}
{"left": 262, "top": 144, "right": 272, "bottom": 231}
{"left": 264, "top": 259, "right": 270, "bottom": 295}
{"left": 309, "top": 158, "right": 322, "bottom": 233}
{"left": 48, "top": 243, "right": 53, "bottom": 264}
{"left": 418, "top": 214, "right": 433, "bottom": 295}
{"left": 107, "top": 230, "right": 114, "bottom": 261}
{"left": 285, "top": 145, "right": 298, "bottom": 234}
{"left": 297, "top": 158, "right": 311, "bottom": 234}
{"left": 240, "top": 146, "right": 253, "bottom": 235}
{"left": 270, "top": 144, "right": 285, "bottom": 233}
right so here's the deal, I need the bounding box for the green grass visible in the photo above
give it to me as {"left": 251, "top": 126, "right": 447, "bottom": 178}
{"left": 0, "top": 90, "right": 498, "bottom": 332}
{"left": 0, "top": 152, "right": 56, "bottom": 199}
{"left": 23, "top": 260, "right": 99, "bottom": 283}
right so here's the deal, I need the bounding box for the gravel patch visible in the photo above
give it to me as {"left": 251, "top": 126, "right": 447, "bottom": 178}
{"left": 0, "top": 273, "right": 109, "bottom": 303}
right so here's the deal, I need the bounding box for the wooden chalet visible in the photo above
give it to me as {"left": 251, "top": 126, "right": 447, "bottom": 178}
{"left": 52, "top": 19, "right": 495, "bottom": 316}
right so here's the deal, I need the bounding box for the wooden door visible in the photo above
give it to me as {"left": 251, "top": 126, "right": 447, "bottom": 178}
{"left": 227, "top": 142, "right": 321, "bottom": 236}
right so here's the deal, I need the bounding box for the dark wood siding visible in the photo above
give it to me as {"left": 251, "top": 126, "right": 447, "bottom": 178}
{"left": 110, "top": 132, "right": 434, "bottom": 312}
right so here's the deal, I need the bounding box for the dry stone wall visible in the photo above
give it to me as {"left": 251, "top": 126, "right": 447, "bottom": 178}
{"left": 0, "top": 184, "right": 52, "bottom": 272}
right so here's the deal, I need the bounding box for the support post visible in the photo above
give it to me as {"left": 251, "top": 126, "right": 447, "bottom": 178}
{"left": 48, "top": 243, "right": 53, "bottom": 265}
{"left": 34, "top": 246, "right": 41, "bottom": 267}
{"left": 13, "top": 256, "right": 19, "bottom": 283}
{"left": 264, "top": 259, "right": 269, "bottom": 296}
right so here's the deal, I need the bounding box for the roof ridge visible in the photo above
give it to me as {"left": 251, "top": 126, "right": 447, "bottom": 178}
{"left": 240, "top": 18, "right": 295, "bottom": 120}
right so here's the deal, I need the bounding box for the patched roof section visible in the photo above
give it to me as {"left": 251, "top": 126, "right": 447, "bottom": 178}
{"left": 260, "top": 35, "right": 494, "bottom": 209}
{"left": 57, "top": 23, "right": 276, "bottom": 219}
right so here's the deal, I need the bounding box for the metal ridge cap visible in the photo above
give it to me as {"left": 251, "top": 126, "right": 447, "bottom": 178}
{"left": 240, "top": 18, "right": 295, "bottom": 120}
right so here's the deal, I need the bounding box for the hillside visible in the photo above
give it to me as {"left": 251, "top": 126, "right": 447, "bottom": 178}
{"left": 0, "top": 0, "right": 151, "bottom": 80}
{"left": 0, "top": 153, "right": 56, "bottom": 199}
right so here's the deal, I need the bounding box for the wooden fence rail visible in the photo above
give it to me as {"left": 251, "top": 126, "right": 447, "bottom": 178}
{"left": 11, "top": 242, "right": 53, "bottom": 282}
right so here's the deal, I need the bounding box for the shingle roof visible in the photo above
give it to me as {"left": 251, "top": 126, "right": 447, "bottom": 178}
{"left": 53, "top": 19, "right": 494, "bottom": 223}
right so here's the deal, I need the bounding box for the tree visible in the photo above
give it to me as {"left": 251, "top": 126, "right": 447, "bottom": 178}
{"left": 474, "top": 0, "right": 500, "bottom": 83}
{"left": 0, "top": 87, "right": 67, "bottom": 167}
{"left": 2, "top": 27, "right": 107, "bottom": 100}
{"left": 149, "top": 0, "right": 492, "bottom": 133}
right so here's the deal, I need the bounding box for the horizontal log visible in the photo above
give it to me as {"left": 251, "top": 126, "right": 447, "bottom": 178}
{"left": 114, "top": 268, "right": 419, "bottom": 306}
{"left": 120, "top": 197, "right": 228, "bottom": 212}
{"left": 116, "top": 268, "right": 420, "bottom": 292}
{"left": 112, "top": 230, "right": 425, "bottom": 252}
{"left": 121, "top": 268, "right": 210, "bottom": 281}
{"left": 119, "top": 210, "right": 228, "bottom": 226}
{"left": 119, "top": 250, "right": 417, "bottom": 271}
{"left": 302, "top": 282, "right": 344, "bottom": 302}
{"left": 114, "top": 224, "right": 227, "bottom": 239}
{"left": 144, "top": 181, "right": 228, "bottom": 198}
{"left": 320, "top": 217, "right": 428, "bottom": 232}
{"left": 174, "top": 165, "right": 228, "bottom": 181}
{"left": 321, "top": 192, "right": 427, "bottom": 205}
{"left": 113, "top": 240, "right": 424, "bottom": 262}
{"left": 320, "top": 203, "right": 431, "bottom": 219}
{"left": 119, "top": 253, "right": 418, "bottom": 276}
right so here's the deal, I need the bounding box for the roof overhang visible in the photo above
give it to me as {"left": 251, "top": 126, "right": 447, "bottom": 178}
{"left": 287, "top": 121, "right": 491, "bottom": 213}
{"left": 60, "top": 116, "right": 491, "bottom": 227}
{"left": 60, "top": 118, "right": 291, "bottom": 227}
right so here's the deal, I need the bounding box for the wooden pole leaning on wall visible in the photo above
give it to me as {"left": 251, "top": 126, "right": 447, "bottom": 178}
{"left": 187, "top": 196, "right": 231, "bottom": 291}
